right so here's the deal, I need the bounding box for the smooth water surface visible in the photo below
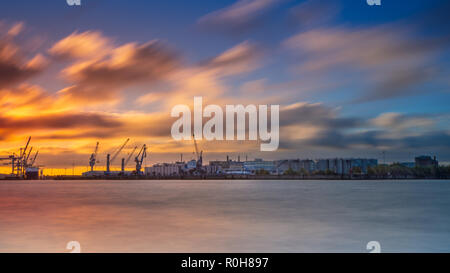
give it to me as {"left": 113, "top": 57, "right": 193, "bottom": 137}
{"left": 0, "top": 180, "right": 449, "bottom": 252}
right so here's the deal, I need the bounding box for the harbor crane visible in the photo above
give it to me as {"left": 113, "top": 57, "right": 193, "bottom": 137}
{"left": 0, "top": 153, "right": 18, "bottom": 176}
{"left": 25, "top": 147, "right": 33, "bottom": 166}
{"left": 111, "top": 138, "right": 130, "bottom": 165}
{"left": 14, "top": 136, "right": 32, "bottom": 177}
{"left": 125, "top": 146, "right": 138, "bottom": 166}
{"left": 19, "top": 137, "right": 32, "bottom": 176}
{"left": 106, "top": 138, "right": 130, "bottom": 173}
{"left": 30, "top": 150, "right": 39, "bottom": 167}
{"left": 21, "top": 137, "right": 31, "bottom": 160}
{"left": 193, "top": 134, "right": 203, "bottom": 172}
{"left": 0, "top": 136, "right": 39, "bottom": 178}
{"left": 121, "top": 146, "right": 137, "bottom": 172}
{"left": 135, "top": 144, "right": 147, "bottom": 175}
{"left": 89, "top": 142, "right": 99, "bottom": 172}
{"left": 0, "top": 156, "right": 14, "bottom": 174}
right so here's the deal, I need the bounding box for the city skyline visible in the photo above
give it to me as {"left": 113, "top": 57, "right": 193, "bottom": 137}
{"left": 1, "top": 0, "right": 450, "bottom": 174}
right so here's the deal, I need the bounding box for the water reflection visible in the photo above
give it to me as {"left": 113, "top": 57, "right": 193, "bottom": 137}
{"left": 0, "top": 180, "right": 449, "bottom": 252}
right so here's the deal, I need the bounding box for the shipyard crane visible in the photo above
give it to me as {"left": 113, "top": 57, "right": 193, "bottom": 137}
{"left": 125, "top": 146, "right": 138, "bottom": 166}
{"left": 21, "top": 137, "right": 31, "bottom": 160}
{"left": 0, "top": 137, "right": 35, "bottom": 178}
{"left": 0, "top": 156, "right": 12, "bottom": 168}
{"left": 111, "top": 138, "right": 130, "bottom": 165}
{"left": 25, "top": 147, "right": 33, "bottom": 166}
{"left": 192, "top": 134, "right": 203, "bottom": 170}
{"left": 89, "top": 142, "right": 99, "bottom": 171}
{"left": 30, "top": 150, "right": 39, "bottom": 167}
{"left": 18, "top": 137, "right": 31, "bottom": 177}
{"left": 0, "top": 154, "right": 17, "bottom": 175}
{"left": 135, "top": 144, "right": 147, "bottom": 175}
{"left": 121, "top": 146, "right": 137, "bottom": 172}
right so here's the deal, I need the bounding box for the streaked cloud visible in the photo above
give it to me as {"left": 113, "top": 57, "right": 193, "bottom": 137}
{"left": 51, "top": 31, "right": 179, "bottom": 105}
{"left": 0, "top": 24, "right": 47, "bottom": 88}
{"left": 198, "top": 0, "right": 280, "bottom": 33}
{"left": 201, "top": 41, "right": 262, "bottom": 76}
{"left": 280, "top": 102, "right": 362, "bottom": 129}
{"left": 49, "top": 31, "right": 112, "bottom": 60}
{"left": 289, "top": 0, "right": 339, "bottom": 28}
{"left": 7, "top": 22, "right": 24, "bottom": 37}
{"left": 371, "top": 112, "right": 435, "bottom": 132}
{"left": 278, "top": 105, "right": 449, "bottom": 155}
{"left": 283, "top": 4, "right": 450, "bottom": 103}
{"left": 138, "top": 41, "right": 263, "bottom": 108}
{"left": 0, "top": 112, "right": 121, "bottom": 131}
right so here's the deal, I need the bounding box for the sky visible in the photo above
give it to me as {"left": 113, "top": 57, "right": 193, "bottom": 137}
{"left": 0, "top": 0, "right": 449, "bottom": 173}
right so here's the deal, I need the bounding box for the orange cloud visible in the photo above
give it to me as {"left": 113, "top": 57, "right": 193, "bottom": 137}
{"left": 7, "top": 22, "right": 24, "bottom": 37}
{"left": 138, "top": 41, "right": 264, "bottom": 109}
{"left": 0, "top": 29, "right": 47, "bottom": 88}
{"left": 49, "top": 31, "right": 112, "bottom": 60}
{"left": 51, "top": 31, "right": 179, "bottom": 105}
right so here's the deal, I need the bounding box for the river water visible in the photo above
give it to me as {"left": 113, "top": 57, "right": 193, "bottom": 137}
{"left": 0, "top": 180, "right": 449, "bottom": 253}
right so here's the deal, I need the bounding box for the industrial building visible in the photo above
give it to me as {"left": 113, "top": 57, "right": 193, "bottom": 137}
{"left": 276, "top": 159, "right": 313, "bottom": 174}
{"left": 415, "top": 156, "right": 439, "bottom": 168}
{"left": 145, "top": 163, "right": 181, "bottom": 176}
{"left": 275, "top": 158, "right": 378, "bottom": 175}
{"left": 244, "top": 159, "right": 276, "bottom": 174}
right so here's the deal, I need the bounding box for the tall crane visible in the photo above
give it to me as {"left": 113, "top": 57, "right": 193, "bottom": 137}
{"left": 0, "top": 156, "right": 13, "bottom": 174}
{"left": 121, "top": 146, "right": 137, "bottom": 172}
{"left": 25, "top": 147, "right": 33, "bottom": 167}
{"left": 193, "top": 134, "right": 203, "bottom": 170}
{"left": 0, "top": 154, "right": 17, "bottom": 175}
{"left": 135, "top": 144, "right": 147, "bottom": 175}
{"left": 21, "top": 137, "right": 31, "bottom": 160}
{"left": 125, "top": 146, "right": 138, "bottom": 166}
{"left": 0, "top": 137, "right": 34, "bottom": 178}
{"left": 89, "top": 142, "right": 99, "bottom": 172}
{"left": 30, "top": 150, "right": 39, "bottom": 167}
{"left": 19, "top": 137, "right": 31, "bottom": 177}
{"left": 111, "top": 138, "right": 130, "bottom": 165}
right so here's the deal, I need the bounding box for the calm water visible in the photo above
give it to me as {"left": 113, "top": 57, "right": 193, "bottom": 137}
{"left": 0, "top": 180, "right": 449, "bottom": 253}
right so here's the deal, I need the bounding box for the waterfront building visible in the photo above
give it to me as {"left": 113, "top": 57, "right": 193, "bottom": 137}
{"left": 415, "top": 156, "right": 438, "bottom": 168}
{"left": 205, "top": 164, "right": 222, "bottom": 175}
{"left": 276, "top": 158, "right": 377, "bottom": 175}
{"left": 275, "top": 159, "right": 300, "bottom": 174}
{"left": 300, "top": 160, "right": 316, "bottom": 173}
{"left": 209, "top": 160, "right": 230, "bottom": 170}
{"left": 243, "top": 158, "right": 276, "bottom": 174}
{"left": 315, "top": 159, "right": 329, "bottom": 172}
{"left": 145, "top": 163, "right": 181, "bottom": 176}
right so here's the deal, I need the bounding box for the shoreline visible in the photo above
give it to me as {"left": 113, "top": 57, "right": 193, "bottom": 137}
{"left": 1, "top": 175, "right": 449, "bottom": 181}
